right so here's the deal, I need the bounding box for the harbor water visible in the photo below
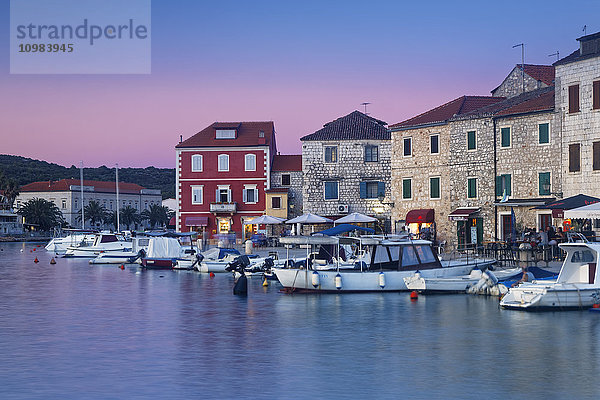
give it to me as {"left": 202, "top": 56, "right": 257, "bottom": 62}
{"left": 1, "top": 242, "right": 599, "bottom": 399}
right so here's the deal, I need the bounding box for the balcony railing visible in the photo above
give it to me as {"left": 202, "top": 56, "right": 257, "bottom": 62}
{"left": 210, "top": 202, "right": 237, "bottom": 213}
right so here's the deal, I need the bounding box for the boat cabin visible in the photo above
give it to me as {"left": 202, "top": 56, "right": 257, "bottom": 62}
{"left": 556, "top": 243, "right": 600, "bottom": 285}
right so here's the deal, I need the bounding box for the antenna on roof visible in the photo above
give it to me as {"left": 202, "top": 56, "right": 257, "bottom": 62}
{"left": 548, "top": 51, "right": 559, "bottom": 62}
{"left": 360, "top": 102, "right": 371, "bottom": 115}
{"left": 512, "top": 43, "right": 525, "bottom": 94}
{"left": 583, "top": 25, "right": 587, "bottom": 36}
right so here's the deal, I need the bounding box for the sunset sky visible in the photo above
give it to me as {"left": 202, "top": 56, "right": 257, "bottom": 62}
{"left": 1, "top": 0, "right": 598, "bottom": 169}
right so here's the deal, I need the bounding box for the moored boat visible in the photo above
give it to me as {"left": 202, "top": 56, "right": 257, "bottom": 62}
{"left": 140, "top": 232, "right": 200, "bottom": 270}
{"left": 63, "top": 232, "right": 131, "bottom": 258}
{"left": 45, "top": 229, "right": 96, "bottom": 255}
{"left": 404, "top": 267, "right": 523, "bottom": 293}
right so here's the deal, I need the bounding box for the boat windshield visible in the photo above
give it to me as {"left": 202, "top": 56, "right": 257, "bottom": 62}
{"left": 571, "top": 250, "right": 595, "bottom": 263}
{"left": 402, "top": 246, "right": 419, "bottom": 267}
{"left": 415, "top": 245, "right": 436, "bottom": 264}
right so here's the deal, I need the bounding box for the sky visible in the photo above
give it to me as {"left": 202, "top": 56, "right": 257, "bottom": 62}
{"left": 1, "top": 0, "right": 599, "bottom": 169}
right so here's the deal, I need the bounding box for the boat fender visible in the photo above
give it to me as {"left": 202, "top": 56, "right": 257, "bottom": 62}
{"left": 311, "top": 271, "right": 320, "bottom": 288}
{"left": 483, "top": 270, "right": 498, "bottom": 286}
{"left": 379, "top": 272, "right": 386, "bottom": 289}
{"left": 335, "top": 273, "right": 342, "bottom": 290}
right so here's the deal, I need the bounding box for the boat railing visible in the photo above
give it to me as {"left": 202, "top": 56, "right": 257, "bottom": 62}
{"left": 567, "top": 232, "right": 590, "bottom": 243}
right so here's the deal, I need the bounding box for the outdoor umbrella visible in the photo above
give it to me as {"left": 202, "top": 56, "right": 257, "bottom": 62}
{"left": 564, "top": 202, "right": 600, "bottom": 219}
{"left": 334, "top": 212, "right": 377, "bottom": 224}
{"left": 243, "top": 215, "right": 285, "bottom": 246}
{"left": 285, "top": 213, "right": 333, "bottom": 235}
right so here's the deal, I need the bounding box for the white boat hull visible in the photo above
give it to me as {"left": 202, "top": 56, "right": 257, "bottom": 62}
{"left": 500, "top": 282, "right": 599, "bottom": 309}
{"left": 405, "top": 267, "right": 521, "bottom": 293}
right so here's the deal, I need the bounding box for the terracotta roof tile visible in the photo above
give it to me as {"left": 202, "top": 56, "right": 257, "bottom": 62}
{"left": 521, "top": 64, "right": 555, "bottom": 86}
{"left": 495, "top": 90, "right": 554, "bottom": 117}
{"left": 176, "top": 121, "right": 275, "bottom": 148}
{"left": 272, "top": 155, "right": 302, "bottom": 171}
{"left": 20, "top": 179, "right": 146, "bottom": 194}
{"left": 300, "top": 111, "right": 389, "bottom": 141}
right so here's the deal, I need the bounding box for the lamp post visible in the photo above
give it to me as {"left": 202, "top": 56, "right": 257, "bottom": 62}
{"left": 376, "top": 193, "right": 394, "bottom": 234}
{"left": 542, "top": 183, "right": 563, "bottom": 198}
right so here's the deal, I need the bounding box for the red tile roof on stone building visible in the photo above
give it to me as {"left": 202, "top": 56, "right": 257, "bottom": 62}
{"left": 495, "top": 89, "right": 555, "bottom": 117}
{"left": 301, "top": 111, "right": 389, "bottom": 141}
{"left": 389, "top": 96, "right": 505, "bottom": 130}
{"left": 272, "top": 155, "right": 302, "bottom": 171}
{"left": 520, "top": 64, "right": 555, "bottom": 86}
{"left": 176, "top": 121, "right": 275, "bottom": 148}
{"left": 20, "top": 179, "right": 146, "bottom": 195}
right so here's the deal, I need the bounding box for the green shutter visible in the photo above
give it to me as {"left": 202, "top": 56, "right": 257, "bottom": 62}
{"left": 403, "top": 179, "right": 411, "bottom": 199}
{"left": 505, "top": 174, "right": 511, "bottom": 196}
{"left": 467, "top": 131, "right": 476, "bottom": 150}
{"left": 539, "top": 123, "right": 549, "bottom": 144}
{"left": 501, "top": 127, "right": 510, "bottom": 147}
{"left": 495, "top": 176, "right": 502, "bottom": 197}
{"left": 468, "top": 178, "right": 476, "bottom": 198}
{"left": 539, "top": 172, "right": 550, "bottom": 195}
{"left": 430, "top": 177, "right": 440, "bottom": 199}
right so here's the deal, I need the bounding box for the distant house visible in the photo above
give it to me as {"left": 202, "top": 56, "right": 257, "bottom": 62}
{"left": 269, "top": 154, "right": 303, "bottom": 220}
{"left": 0, "top": 189, "right": 23, "bottom": 235}
{"left": 17, "top": 179, "right": 162, "bottom": 229}
{"left": 491, "top": 64, "right": 555, "bottom": 98}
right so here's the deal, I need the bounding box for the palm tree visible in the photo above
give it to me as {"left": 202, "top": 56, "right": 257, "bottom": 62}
{"left": 83, "top": 200, "right": 107, "bottom": 227}
{"left": 2, "top": 180, "right": 20, "bottom": 210}
{"left": 17, "top": 198, "right": 64, "bottom": 231}
{"left": 120, "top": 206, "right": 140, "bottom": 230}
{"left": 141, "top": 204, "right": 170, "bottom": 229}
{"left": 103, "top": 210, "right": 117, "bottom": 230}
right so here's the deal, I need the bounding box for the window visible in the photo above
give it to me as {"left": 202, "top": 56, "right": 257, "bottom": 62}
{"left": 539, "top": 172, "right": 551, "bottom": 196}
{"left": 324, "top": 181, "right": 339, "bottom": 200}
{"left": 281, "top": 174, "right": 291, "bottom": 186}
{"left": 272, "top": 197, "right": 281, "bottom": 209}
{"left": 216, "top": 187, "right": 231, "bottom": 203}
{"left": 324, "top": 146, "right": 338, "bottom": 163}
{"left": 495, "top": 174, "right": 512, "bottom": 197}
{"left": 430, "top": 177, "right": 440, "bottom": 199}
{"left": 245, "top": 154, "right": 256, "bottom": 171}
{"left": 243, "top": 186, "right": 258, "bottom": 203}
{"left": 218, "top": 154, "right": 229, "bottom": 172}
{"left": 402, "top": 178, "right": 412, "bottom": 199}
{"left": 500, "top": 127, "right": 511, "bottom": 148}
{"left": 360, "top": 181, "right": 385, "bottom": 199}
{"left": 192, "top": 186, "right": 203, "bottom": 204}
{"left": 467, "top": 131, "right": 476, "bottom": 150}
{"left": 215, "top": 129, "right": 236, "bottom": 139}
{"left": 364, "top": 145, "right": 379, "bottom": 162}
{"left": 594, "top": 142, "right": 600, "bottom": 171}
{"left": 467, "top": 178, "right": 477, "bottom": 199}
{"left": 61, "top": 199, "right": 67, "bottom": 209}
{"left": 430, "top": 134, "right": 439, "bottom": 154}
{"left": 569, "top": 143, "right": 581, "bottom": 172}
{"left": 569, "top": 84, "right": 580, "bottom": 113}
{"left": 594, "top": 80, "right": 600, "bottom": 110}
{"left": 539, "top": 123, "right": 549, "bottom": 144}
{"left": 191, "top": 154, "right": 203, "bottom": 172}
{"left": 403, "top": 138, "right": 412, "bottom": 156}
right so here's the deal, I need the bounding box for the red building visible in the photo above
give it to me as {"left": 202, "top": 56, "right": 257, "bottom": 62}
{"left": 175, "top": 121, "right": 277, "bottom": 240}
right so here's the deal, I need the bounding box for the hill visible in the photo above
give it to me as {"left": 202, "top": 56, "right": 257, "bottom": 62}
{"left": 0, "top": 155, "right": 175, "bottom": 199}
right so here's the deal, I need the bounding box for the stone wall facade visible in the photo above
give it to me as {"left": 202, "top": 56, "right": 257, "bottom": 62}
{"left": 555, "top": 55, "right": 600, "bottom": 197}
{"left": 270, "top": 170, "right": 303, "bottom": 218}
{"left": 493, "top": 66, "right": 550, "bottom": 98}
{"left": 302, "top": 139, "right": 391, "bottom": 223}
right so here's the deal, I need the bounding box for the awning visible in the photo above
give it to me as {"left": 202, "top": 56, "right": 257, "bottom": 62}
{"left": 168, "top": 217, "right": 176, "bottom": 226}
{"left": 312, "top": 224, "right": 375, "bottom": 236}
{"left": 534, "top": 194, "right": 600, "bottom": 210}
{"left": 185, "top": 216, "right": 208, "bottom": 227}
{"left": 406, "top": 209, "right": 435, "bottom": 224}
{"left": 448, "top": 208, "right": 480, "bottom": 221}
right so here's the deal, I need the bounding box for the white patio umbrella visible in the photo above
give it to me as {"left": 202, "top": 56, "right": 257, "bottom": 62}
{"left": 286, "top": 213, "right": 333, "bottom": 235}
{"left": 564, "top": 202, "right": 600, "bottom": 219}
{"left": 334, "top": 212, "right": 377, "bottom": 224}
{"left": 243, "top": 215, "right": 285, "bottom": 247}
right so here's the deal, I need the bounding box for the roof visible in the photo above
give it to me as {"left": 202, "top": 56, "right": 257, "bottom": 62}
{"left": 300, "top": 111, "right": 389, "bottom": 141}
{"left": 555, "top": 31, "right": 600, "bottom": 66}
{"left": 176, "top": 121, "right": 275, "bottom": 148}
{"left": 520, "top": 64, "right": 555, "bottom": 86}
{"left": 494, "top": 89, "right": 554, "bottom": 117}
{"left": 454, "top": 86, "right": 554, "bottom": 120}
{"left": 389, "top": 96, "right": 504, "bottom": 130}
{"left": 20, "top": 179, "right": 147, "bottom": 195}
{"left": 534, "top": 194, "right": 600, "bottom": 210}
{"left": 272, "top": 154, "right": 302, "bottom": 171}
{"left": 265, "top": 188, "right": 289, "bottom": 193}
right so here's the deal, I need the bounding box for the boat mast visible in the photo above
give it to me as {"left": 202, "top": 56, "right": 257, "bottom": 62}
{"left": 116, "top": 163, "right": 120, "bottom": 233}
{"left": 80, "top": 161, "right": 85, "bottom": 229}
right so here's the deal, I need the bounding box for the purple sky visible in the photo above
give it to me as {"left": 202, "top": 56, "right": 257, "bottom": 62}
{"left": 1, "top": 1, "right": 598, "bottom": 168}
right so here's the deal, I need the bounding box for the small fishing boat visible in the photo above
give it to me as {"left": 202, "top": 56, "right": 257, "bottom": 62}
{"left": 273, "top": 235, "right": 496, "bottom": 292}
{"left": 63, "top": 232, "right": 131, "bottom": 258}
{"left": 89, "top": 236, "right": 151, "bottom": 264}
{"left": 196, "top": 247, "right": 241, "bottom": 273}
{"left": 501, "top": 237, "right": 600, "bottom": 310}
{"left": 404, "top": 267, "right": 523, "bottom": 293}
{"left": 140, "top": 232, "right": 200, "bottom": 270}
{"left": 45, "top": 229, "right": 96, "bottom": 255}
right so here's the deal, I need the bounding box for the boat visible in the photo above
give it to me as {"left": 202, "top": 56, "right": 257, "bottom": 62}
{"left": 140, "top": 232, "right": 200, "bottom": 270}
{"left": 45, "top": 229, "right": 96, "bottom": 255}
{"left": 196, "top": 247, "right": 242, "bottom": 273}
{"left": 404, "top": 267, "right": 523, "bottom": 293}
{"left": 500, "top": 238, "right": 600, "bottom": 310}
{"left": 89, "top": 236, "right": 151, "bottom": 264}
{"left": 272, "top": 235, "right": 496, "bottom": 292}
{"left": 63, "top": 232, "right": 131, "bottom": 258}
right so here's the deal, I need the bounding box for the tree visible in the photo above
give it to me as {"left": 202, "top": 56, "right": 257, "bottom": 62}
{"left": 2, "top": 179, "right": 20, "bottom": 209}
{"left": 83, "top": 200, "right": 107, "bottom": 227}
{"left": 141, "top": 204, "right": 170, "bottom": 229}
{"left": 119, "top": 206, "right": 140, "bottom": 230}
{"left": 17, "top": 198, "right": 64, "bottom": 231}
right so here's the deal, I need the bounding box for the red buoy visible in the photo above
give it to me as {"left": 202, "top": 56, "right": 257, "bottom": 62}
{"left": 209, "top": 272, "right": 215, "bottom": 278}
{"left": 50, "top": 258, "right": 56, "bottom": 265}
{"left": 410, "top": 291, "right": 418, "bottom": 301}
{"left": 593, "top": 303, "right": 600, "bottom": 309}
{"left": 34, "top": 257, "right": 39, "bottom": 263}
{"left": 120, "top": 265, "right": 125, "bottom": 270}
{"left": 33, "top": 248, "right": 36, "bottom": 251}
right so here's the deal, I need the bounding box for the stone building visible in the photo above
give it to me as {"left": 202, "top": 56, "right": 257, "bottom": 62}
{"left": 269, "top": 154, "right": 303, "bottom": 220}
{"left": 491, "top": 64, "right": 555, "bottom": 98}
{"left": 301, "top": 111, "right": 392, "bottom": 231}
{"left": 554, "top": 31, "right": 600, "bottom": 198}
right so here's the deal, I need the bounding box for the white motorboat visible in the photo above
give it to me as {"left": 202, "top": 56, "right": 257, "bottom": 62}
{"left": 404, "top": 267, "right": 522, "bottom": 293}
{"left": 63, "top": 232, "right": 131, "bottom": 258}
{"left": 89, "top": 236, "right": 151, "bottom": 264}
{"left": 45, "top": 230, "right": 96, "bottom": 255}
{"left": 196, "top": 247, "right": 242, "bottom": 273}
{"left": 501, "top": 239, "right": 600, "bottom": 310}
{"left": 140, "top": 233, "right": 200, "bottom": 270}
{"left": 273, "top": 235, "right": 496, "bottom": 292}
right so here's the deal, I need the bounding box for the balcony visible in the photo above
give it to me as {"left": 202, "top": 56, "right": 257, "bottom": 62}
{"left": 210, "top": 202, "right": 237, "bottom": 213}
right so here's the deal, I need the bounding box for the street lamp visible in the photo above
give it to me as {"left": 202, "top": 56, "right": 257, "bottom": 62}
{"left": 542, "top": 183, "right": 563, "bottom": 198}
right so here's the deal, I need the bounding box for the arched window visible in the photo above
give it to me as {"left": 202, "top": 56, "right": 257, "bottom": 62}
{"left": 245, "top": 154, "right": 256, "bottom": 171}
{"left": 218, "top": 154, "right": 229, "bottom": 172}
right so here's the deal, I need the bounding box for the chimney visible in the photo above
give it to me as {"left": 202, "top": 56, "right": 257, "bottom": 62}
{"left": 179, "top": 135, "right": 183, "bottom": 143}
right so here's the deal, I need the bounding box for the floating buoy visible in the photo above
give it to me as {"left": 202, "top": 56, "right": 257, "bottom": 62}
{"left": 33, "top": 248, "right": 36, "bottom": 251}
{"left": 593, "top": 303, "right": 600, "bottom": 309}
{"left": 379, "top": 272, "right": 386, "bottom": 289}
{"left": 335, "top": 273, "right": 342, "bottom": 290}
{"left": 311, "top": 271, "right": 320, "bottom": 288}
{"left": 120, "top": 265, "right": 125, "bottom": 270}
{"left": 50, "top": 258, "right": 56, "bottom": 264}
{"left": 410, "top": 291, "right": 418, "bottom": 301}
{"left": 209, "top": 272, "right": 215, "bottom": 278}
{"left": 263, "top": 277, "right": 269, "bottom": 287}
{"left": 34, "top": 257, "right": 39, "bottom": 263}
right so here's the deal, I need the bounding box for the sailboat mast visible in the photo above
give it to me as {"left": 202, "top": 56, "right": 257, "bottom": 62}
{"left": 116, "top": 163, "right": 120, "bottom": 232}
{"left": 80, "top": 161, "right": 85, "bottom": 229}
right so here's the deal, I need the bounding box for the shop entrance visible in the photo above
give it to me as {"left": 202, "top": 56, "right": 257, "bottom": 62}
{"left": 457, "top": 218, "right": 483, "bottom": 249}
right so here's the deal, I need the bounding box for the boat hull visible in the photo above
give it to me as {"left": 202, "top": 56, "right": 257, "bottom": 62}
{"left": 141, "top": 258, "right": 175, "bottom": 269}
{"left": 500, "top": 283, "right": 600, "bottom": 310}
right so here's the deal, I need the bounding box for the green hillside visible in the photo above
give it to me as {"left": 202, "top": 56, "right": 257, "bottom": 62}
{"left": 0, "top": 155, "right": 175, "bottom": 199}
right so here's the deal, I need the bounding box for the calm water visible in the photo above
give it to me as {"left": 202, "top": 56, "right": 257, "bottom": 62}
{"left": 1, "top": 242, "right": 599, "bottom": 399}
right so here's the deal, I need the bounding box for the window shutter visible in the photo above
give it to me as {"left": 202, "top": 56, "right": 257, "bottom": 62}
{"left": 254, "top": 189, "right": 258, "bottom": 203}
{"left": 501, "top": 128, "right": 510, "bottom": 147}
{"left": 495, "top": 176, "right": 502, "bottom": 197}
{"left": 243, "top": 189, "right": 247, "bottom": 203}
{"left": 215, "top": 188, "right": 219, "bottom": 202}
{"left": 569, "top": 85, "right": 580, "bottom": 113}
{"left": 594, "top": 142, "right": 600, "bottom": 171}
{"left": 377, "top": 182, "right": 385, "bottom": 198}
{"left": 569, "top": 143, "right": 581, "bottom": 172}
{"left": 359, "top": 182, "right": 367, "bottom": 199}
{"left": 505, "top": 175, "right": 511, "bottom": 196}
{"left": 539, "top": 123, "right": 549, "bottom": 144}
{"left": 594, "top": 81, "right": 600, "bottom": 110}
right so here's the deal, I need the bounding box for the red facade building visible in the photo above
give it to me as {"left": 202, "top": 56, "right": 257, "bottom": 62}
{"left": 175, "top": 121, "right": 277, "bottom": 240}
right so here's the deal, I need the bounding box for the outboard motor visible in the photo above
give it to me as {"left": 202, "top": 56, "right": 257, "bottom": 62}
{"left": 189, "top": 253, "right": 204, "bottom": 271}
{"left": 226, "top": 255, "right": 251, "bottom": 296}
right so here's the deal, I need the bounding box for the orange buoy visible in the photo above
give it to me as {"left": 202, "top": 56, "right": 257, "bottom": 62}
{"left": 120, "top": 265, "right": 125, "bottom": 270}
{"left": 209, "top": 272, "right": 215, "bottom": 278}
{"left": 410, "top": 291, "right": 418, "bottom": 301}
{"left": 50, "top": 258, "right": 56, "bottom": 265}
{"left": 34, "top": 257, "right": 39, "bottom": 263}
{"left": 593, "top": 303, "right": 600, "bottom": 309}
